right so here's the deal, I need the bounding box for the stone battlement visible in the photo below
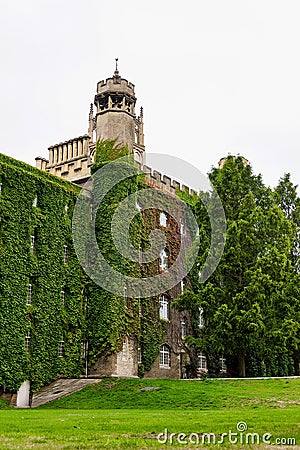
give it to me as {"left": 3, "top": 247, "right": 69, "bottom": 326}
{"left": 136, "top": 163, "right": 198, "bottom": 197}
{"left": 97, "top": 77, "right": 135, "bottom": 96}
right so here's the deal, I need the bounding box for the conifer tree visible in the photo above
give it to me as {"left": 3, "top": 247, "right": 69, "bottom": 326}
{"left": 175, "top": 157, "right": 296, "bottom": 377}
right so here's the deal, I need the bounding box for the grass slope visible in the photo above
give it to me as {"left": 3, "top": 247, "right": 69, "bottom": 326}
{"left": 0, "top": 378, "right": 299, "bottom": 449}
{"left": 38, "top": 377, "right": 300, "bottom": 410}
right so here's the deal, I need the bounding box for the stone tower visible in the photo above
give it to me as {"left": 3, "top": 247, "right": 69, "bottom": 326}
{"left": 93, "top": 59, "right": 145, "bottom": 165}
{"left": 35, "top": 61, "right": 145, "bottom": 184}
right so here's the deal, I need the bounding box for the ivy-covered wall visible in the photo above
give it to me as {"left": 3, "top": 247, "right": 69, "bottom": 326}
{"left": 0, "top": 142, "right": 190, "bottom": 392}
{"left": 0, "top": 154, "right": 85, "bottom": 392}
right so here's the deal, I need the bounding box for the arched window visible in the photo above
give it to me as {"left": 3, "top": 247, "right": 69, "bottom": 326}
{"left": 58, "top": 340, "right": 64, "bottom": 357}
{"left": 159, "top": 212, "right": 167, "bottom": 227}
{"left": 159, "top": 294, "right": 169, "bottom": 320}
{"left": 159, "top": 344, "right": 170, "bottom": 367}
{"left": 159, "top": 249, "right": 168, "bottom": 271}
{"left": 122, "top": 338, "right": 128, "bottom": 361}
{"left": 199, "top": 307, "right": 205, "bottom": 328}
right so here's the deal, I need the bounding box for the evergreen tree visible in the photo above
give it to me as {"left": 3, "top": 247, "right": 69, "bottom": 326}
{"left": 175, "top": 157, "right": 296, "bottom": 377}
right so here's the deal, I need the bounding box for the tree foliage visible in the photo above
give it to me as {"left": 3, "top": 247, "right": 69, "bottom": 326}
{"left": 175, "top": 156, "right": 300, "bottom": 377}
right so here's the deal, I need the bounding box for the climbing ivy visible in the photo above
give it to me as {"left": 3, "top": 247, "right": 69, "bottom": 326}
{"left": 0, "top": 154, "right": 85, "bottom": 392}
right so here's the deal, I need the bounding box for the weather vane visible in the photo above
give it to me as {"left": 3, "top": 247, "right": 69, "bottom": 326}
{"left": 115, "top": 57, "right": 118, "bottom": 71}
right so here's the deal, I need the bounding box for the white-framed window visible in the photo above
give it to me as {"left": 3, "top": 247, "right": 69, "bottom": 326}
{"left": 64, "top": 204, "right": 69, "bottom": 214}
{"left": 159, "top": 249, "right": 168, "bottom": 271}
{"left": 159, "top": 344, "right": 170, "bottom": 367}
{"left": 32, "top": 196, "right": 37, "bottom": 207}
{"left": 138, "top": 347, "right": 142, "bottom": 364}
{"left": 61, "top": 290, "right": 65, "bottom": 307}
{"left": 180, "top": 219, "right": 185, "bottom": 235}
{"left": 58, "top": 340, "right": 64, "bottom": 357}
{"left": 81, "top": 339, "right": 87, "bottom": 359}
{"left": 30, "top": 235, "right": 35, "bottom": 254}
{"left": 122, "top": 338, "right": 127, "bottom": 361}
{"left": 199, "top": 307, "right": 205, "bottom": 328}
{"left": 27, "top": 284, "right": 32, "bottom": 305}
{"left": 219, "top": 356, "right": 227, "bottom": 373}
{"left": 159, "top": 212, "right": 167, "bottom": 227}
{"left": 25, "top": 334, "right": 30, "bottom": 353}
{"left": 159, "top": 295, "right": 168, "bottom": 320}
{"left": 198, "top": 352, "right": 207, "bottom": 370}
{"left": 63, "top": 245, "right": 68, "bottom": 264}
{"left": 181, "top": 319, "right": 186, "bottom": 339}
{"left": 180, "top": 280, "right": 184, "bottom": 294}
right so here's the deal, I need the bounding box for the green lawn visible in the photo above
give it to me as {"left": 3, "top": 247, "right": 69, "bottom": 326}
{"left": 0, "top": 378, "right": 299, "bottom": 449}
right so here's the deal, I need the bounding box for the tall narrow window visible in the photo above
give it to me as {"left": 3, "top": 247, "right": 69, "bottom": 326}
{"left": 199, "top": 307, "right": 205, "bottom": 328}
{"left": 159, "top": 212, "right": 167, "bottom": 227}
{"left": 64, "top": 204, "right": 69, "bottom": 214}
{"left": 63, "top": 245, "right": 68, "bottom": 264}
{"left": 219, "top": 356, "right": 227, "bottom": 373}
{"left": 58, "top": 340, "right": 64, "bottom": 357}
{"left": 159, "top": 295, "right": 168, "bottom": 320}
{"left": 27, "top": 284, "right": 32, "bottom": 305}
{"left": 61, "top": 290, "right": 65, "bottom": 307}
{"left": 180, "top": 219, "right": 185, "bottom": 235}
{"left": 122, "top": 338, "right": 127, "bottom": 361}
{"left": 138, "top": 347, "right": 142, "bottom": 364}
{"left": 181, "top": 319, "right": 186, "bottom": 339}
{"left": 198, "top": 352, "right": 207, "bottom": 370}
{"left": 81, "top": 339, "right": 87, "bottom": 359}
{"left": 30, "top": 235, "right": 35, "bottom": 254}
{"left": 159, "top": 249, "right": 168, "bottom": 271}
{"left": 180, "top": 279, "right": 185, "bottom": 294}
{"left": 32, "top": 196, "right": 37, "bottom": 207}
{"left": 159, "top": 344, "right": 170, "bottom": 367}
{"left": 25, "top": 334, "right": 30, "bottom": 353}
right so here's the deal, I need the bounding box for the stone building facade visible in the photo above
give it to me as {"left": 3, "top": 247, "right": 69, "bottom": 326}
{"left": 35, "top": 64, "right": 201, "bottom": 381}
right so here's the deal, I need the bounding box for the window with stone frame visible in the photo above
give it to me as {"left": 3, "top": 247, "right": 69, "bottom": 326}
{"left": 122, "top": 338, "right": 128, "bottom": 361}
{"left": 159, "top": 344, "right": 171, "bottom": 367}
{"left": 159, "top": 294, "right": 169, "bottom": 320}
{"left": 159, "top": 248, "right": 168, "bottom": 271}
{"left": 159, "top": 212, "right": 167, "bottom": 227}
{"left": 198, "top": 352, "right": 207, "bottom": 370}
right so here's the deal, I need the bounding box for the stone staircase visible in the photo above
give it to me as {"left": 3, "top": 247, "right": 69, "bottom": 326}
{"left": 31, "top": 378, "right": 101, "bottom": 407}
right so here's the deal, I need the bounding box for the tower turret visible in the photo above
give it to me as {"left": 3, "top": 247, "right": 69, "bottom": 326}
{"left": 94, "top": 60, "right": 137, "bottom": 152}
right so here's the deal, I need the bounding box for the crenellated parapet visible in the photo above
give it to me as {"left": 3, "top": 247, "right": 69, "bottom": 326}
{"left": 36, "top": 135, "right": 92, "bottom": 184}
{"left": 136, "top": 162, "right": 198, "bottom": 197}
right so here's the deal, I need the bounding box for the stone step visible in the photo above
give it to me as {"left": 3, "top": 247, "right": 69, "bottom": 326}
{"left": 31, "top": 378, "right": 101, "bottom": 408}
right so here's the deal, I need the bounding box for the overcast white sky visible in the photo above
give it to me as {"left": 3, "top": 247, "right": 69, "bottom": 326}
{"left": 1, "top": 0, "right": 300, "bottom": 191}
